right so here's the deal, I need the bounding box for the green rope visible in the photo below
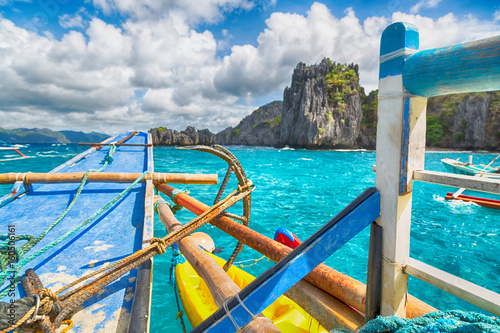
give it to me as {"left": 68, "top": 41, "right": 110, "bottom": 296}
{"left": 154, "top": 200, "right": 183, "bottom": 215}
{"left": 171, "top": 189, "right": 189, "bottom": 205}
{"left": 171, "top": 204, "right": 183, "bottom": 215}
{"left": 0, "top": 145, "right": 120, "bottom": 298}
{"left": 154, "top": 200, "right": 170, "bottom": 214}
{"left": 333, "top": 310, "right": 500, "bottom": 333}
{"left": 0, "top": 170, "right": 149, "bottom": 299}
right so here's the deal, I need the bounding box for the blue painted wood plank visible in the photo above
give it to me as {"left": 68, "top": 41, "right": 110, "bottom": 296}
{"left": 193, "top": 188, "right": 380, "bottom": 333}
{"left": 400, "top": 98, "right": 411, "bottom": 195}
{"left": 0, "top": 131, "right": 152, "bottom": 332}
{"left": 403, "top": 36, "right": 500, "bottom": 97}
{"left": 379, "top": 22, "right": 419, "bottom": 79}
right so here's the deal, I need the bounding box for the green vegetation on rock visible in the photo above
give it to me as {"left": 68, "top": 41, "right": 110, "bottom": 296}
{"left": 324, "top": 62, "right": 359, "bottom": 112}
{"left": 426, "top": 115, "right": 445, "bottom": 146}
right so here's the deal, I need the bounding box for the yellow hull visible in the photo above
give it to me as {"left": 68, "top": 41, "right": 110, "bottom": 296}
{"left": 175, "top": 252, "right": 328, "bottom": 332}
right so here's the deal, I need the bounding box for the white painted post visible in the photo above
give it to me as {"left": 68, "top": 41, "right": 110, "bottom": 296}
{"left": 375, "top": 22, "right": 427, "bottom": 317}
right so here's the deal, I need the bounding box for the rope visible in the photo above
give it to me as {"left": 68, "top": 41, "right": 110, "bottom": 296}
{"left": 0, "top": 154, "right": 145, "bottom": 301}
{"left": 50, "top": 182, "right": 253, "bottom": 328}
{"left": 223, "top": 300, "right": 240, "bottom": 332}
{"left": 235, "top": 255, "right": 267, "bottom": 268}
{"left": 154, "top": 200, "right": 169, "bottom": 214}
{"left": 170, "top": 248, "right": 187, "bottom": 333}
{"left": 184, "top": 145, "right": 252, "bottom": 272}
{"left": 155, "top": 200, "right": 183, "bottom": 215}
{"left": 235, "top": 293, "right": 256, "bottom": 320}
{"left": 61, "top": 319, "right": 73, "bottom": 333}
{"left": 338, "top": 310, "right": 500, "bottom": 333}
{"left": 0, "top": 144, "right": 117, "bottom": 271}
{"left": 171, "top": 189, "right": 189, "bottom": 205}
{"left": 0, "top": 301, "right": 39, "bottom": 333}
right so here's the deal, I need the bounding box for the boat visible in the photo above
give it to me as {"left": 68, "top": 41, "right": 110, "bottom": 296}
{"left": 0, "top": 131, "right": 157, "bottom": 332}
{"left": 0, "top": 139, "right": 28, "bottom": 162}
{"left": 175, "top": 243, "right": 328, "bottom": 333}
{"left": 441, "top": 157, "right": 500, "bottom": 179}
{"left": 445, "top": 192, "right": 500, "bottom": 209}
{"left": 1, "top": 20, "right": 499, "bottom": 333}
{"left": 146, "top": 21, "right": 499, "bottom": 332}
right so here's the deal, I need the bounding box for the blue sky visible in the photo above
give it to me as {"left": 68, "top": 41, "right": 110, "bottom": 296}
{"left": 0, "top": 0, "right": 498, "bottom": 134}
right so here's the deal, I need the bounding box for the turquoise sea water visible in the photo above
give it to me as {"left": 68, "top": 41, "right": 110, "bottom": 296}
{"left": 1, "top": 144, "right": 499, "bottom": 331}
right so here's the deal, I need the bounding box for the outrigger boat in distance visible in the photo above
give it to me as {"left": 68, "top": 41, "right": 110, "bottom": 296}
{"left": 0, "top": 139, "right": 29, "bottom": 162}
{"left": 445, "top": 192, "right": 500, "bottom": 210}
{"left": 441, "top": 157, "right": 500, "bottom": 179}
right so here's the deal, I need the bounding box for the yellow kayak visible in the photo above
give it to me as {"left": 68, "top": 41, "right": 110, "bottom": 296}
{"left": 175, "top": 251, "right": 328, "bottom": 332}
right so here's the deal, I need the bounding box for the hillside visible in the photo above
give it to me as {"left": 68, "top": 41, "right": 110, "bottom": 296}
{"left": 0, "top": 128, "right": 109, "bottom": 144}
{"left": 150, "top": 59, "right": 499, "bottom": 150}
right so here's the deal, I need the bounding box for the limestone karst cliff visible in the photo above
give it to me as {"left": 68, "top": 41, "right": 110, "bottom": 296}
{"left": 150, "top": 60, "right": 499, "bottom": 150}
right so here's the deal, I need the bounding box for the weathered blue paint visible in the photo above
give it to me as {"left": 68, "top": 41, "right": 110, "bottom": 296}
{"left": 0, "top": 131, "right": 152, "bottom": 332}
{"left": 129, "top": 132, "right": 155, "bottom": 332}
{"left": 195, "top": 189, "right": 381, "bottom": 333}
{"left": 399, "top": 98, "right": 411, "bottom": 194}
{"left": 403, "top": 36, "right": 500, "bottom": 97}
{"left": 379, "top": 22, "right": 419, "bottom": 79}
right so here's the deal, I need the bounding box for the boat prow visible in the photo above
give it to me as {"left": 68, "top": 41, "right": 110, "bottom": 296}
{"left": 0, "top": 131, "right": 154, "bottom": 332}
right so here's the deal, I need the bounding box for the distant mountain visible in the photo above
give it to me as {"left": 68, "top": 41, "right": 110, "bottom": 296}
{"left": 0, "top": 128, "right": 109, "bottom": 144}
{"left": 59, "top": 130, "right": 109, "bottom": 143}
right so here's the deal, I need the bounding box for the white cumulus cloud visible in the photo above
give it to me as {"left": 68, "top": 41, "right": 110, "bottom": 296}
{"left": 410, "top": 0, "right": 442, "bottom": 14}
{"left": 59, "top": 8, "right": 87, "bottom": 29}
{"left": 0, "top": 1, "right": 499, "bottom": 134}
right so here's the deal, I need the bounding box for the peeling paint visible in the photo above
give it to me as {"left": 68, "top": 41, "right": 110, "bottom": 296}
{"left": 88, "top": 260, "right": 98, "bottom": 268}
{"left": 70, "top": 303, "right": 106, "bottom": 333}
{"left": 124, "top": 287, "right": 134, "bottom": 302}
{"left": 103, "top": 308, "right": 131, "bottom": 333}
{"left": 39, "top": 271, "right": 84, "bottom": 292}
{"left": 84, "top": 240, "right": 114, "bottom": 252}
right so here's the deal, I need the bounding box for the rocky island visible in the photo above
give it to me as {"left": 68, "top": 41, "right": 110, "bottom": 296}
{"left": 150, "top": 59, "right": 499, "bottom": 150}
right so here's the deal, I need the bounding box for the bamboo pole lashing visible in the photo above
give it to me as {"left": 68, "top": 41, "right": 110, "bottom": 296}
{"left": 156, "top": 183, "right": 436, "bottom": 319}
{"left": 155, "top": 196, "right": 280, "bottom": 333}
{"left": 0, "top": 172, "right": 217, "bottom": 185}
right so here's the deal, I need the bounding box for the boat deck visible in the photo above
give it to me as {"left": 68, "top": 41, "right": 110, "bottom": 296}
{"left": 0, "top": 131, "right": 153, "bottom": 332}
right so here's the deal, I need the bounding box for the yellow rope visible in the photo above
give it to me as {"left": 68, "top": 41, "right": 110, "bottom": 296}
{"left": 238, "top": 255, "right": 267, "bottom": 268}
{"left": 61, "top": 319, "right": 73, "bottom": 333}
{"left": 0, "top": 298, "right": 51, "bottom": 333}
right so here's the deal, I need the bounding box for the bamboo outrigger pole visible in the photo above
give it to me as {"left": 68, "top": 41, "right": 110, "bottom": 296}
{"left": 155, "top": 196, "right": 280, "bottom": 333}
{"left": 0, "top": 172, "right": 217, "bottom": 185}
{"left": 156, "top": 183, "right": 436, "bottom": 319}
